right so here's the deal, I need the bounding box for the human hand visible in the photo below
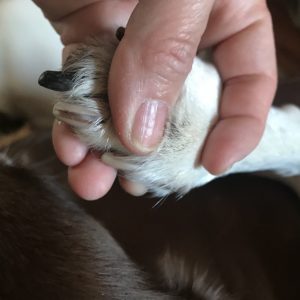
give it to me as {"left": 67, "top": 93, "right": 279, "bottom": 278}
{"left": 35, "top": 0, "right": 277, "bottom": 200}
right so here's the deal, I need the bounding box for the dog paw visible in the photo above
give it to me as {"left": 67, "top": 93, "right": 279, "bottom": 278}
{"left": 39, "top": 31, "right": 221, "bottom": 197}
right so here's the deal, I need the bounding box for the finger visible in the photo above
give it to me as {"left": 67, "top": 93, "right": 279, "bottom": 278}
{"left": 68, "top": 152, "right": 117, "bottom": 200}
{"left": 118, "top": 177, "right": 148, "bottom": 197}
{"left": 201, "top": 5, "right": 277, "bottom": 174}
{"left": 52, "top": 120, "right": 88, "bottom": 166}
{"left": 50, "top": 0, "right": 138, "bottom": 44}
{"left": 109, "top": 0, "right": 215, "bottom": 154}
{"left": 202, "top": 114, "right": 265, "bottom": 174}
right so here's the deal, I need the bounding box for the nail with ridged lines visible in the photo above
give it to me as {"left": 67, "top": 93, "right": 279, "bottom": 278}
{"left": 131, "top": 100, "right": 168, "bottom": 152}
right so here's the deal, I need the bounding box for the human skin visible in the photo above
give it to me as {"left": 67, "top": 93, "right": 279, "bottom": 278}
{"left": 34, "top": 0, "right": 277, "bottom": 200}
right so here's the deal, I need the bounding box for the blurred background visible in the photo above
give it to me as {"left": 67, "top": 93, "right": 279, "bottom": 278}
{"left": 0, "top": 0, "right": 62, "bottom": 135}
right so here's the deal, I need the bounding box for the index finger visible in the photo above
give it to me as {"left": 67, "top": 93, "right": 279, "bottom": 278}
{"left": 201, "top": 2, "right": 277, "bottom": 174}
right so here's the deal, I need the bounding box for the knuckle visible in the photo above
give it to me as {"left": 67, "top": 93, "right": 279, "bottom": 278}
{"left": 143, "top": 34, "right": 196, "bottom": 84}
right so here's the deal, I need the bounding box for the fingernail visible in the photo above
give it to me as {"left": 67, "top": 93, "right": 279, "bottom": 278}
{"left": 131, "top": 100, "right": 168, "bottom": 152}
{"left": 219, "top": 163, "right": 235, "bottom": 175}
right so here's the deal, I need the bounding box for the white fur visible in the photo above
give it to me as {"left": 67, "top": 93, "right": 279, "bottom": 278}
{"left": 0, "top": 152, "right": 14, "bottom": 166}
{"left": 53, "top": 38, "right": 300, "bottom": 197}
{"left": 159, "top": 250, "right": 229, "bottom": 300}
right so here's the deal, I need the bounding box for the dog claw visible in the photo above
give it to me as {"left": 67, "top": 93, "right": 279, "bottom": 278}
{"left": 38, "top": 71, "right": 75, "bottom": 92}
{"left": 53, "top": 102, "right": 101, "bottom": 128}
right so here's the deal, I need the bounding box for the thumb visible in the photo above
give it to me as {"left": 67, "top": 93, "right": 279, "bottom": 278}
{"left": 109, "top": 0, "right": 214, "bottom": 154}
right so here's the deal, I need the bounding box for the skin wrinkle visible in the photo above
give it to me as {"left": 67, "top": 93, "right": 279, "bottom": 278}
{"left": 148, "top": 36, "right": 196, "bottom": 82}
{"left": 218, "top": 115, "right": 265, "bottom": 130}
{"left": 130, "top": 30, "right": 197, "bottom": 100}
{"left": 131, "top": 1, "right": 211, "bottom": 77}
{"left": 220, "top": 74, "right": 276, "bottom": 120}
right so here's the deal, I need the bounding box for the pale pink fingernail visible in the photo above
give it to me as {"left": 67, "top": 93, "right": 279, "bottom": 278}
{"left": 131, "top": 100, "right": 168, "bottom": 152}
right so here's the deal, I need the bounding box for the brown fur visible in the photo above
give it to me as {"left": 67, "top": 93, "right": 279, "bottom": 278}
{"left": 0, "top": 159, "right": 181, "bottom": 299}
